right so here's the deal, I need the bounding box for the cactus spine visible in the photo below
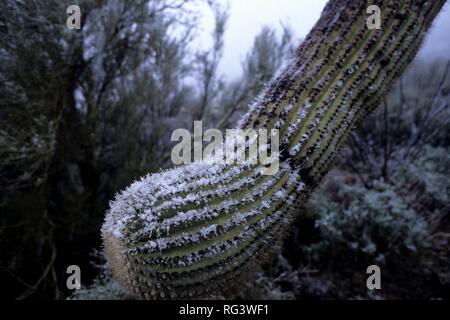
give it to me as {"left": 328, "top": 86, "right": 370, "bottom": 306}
{"left": 102, "top": 0, "right": 445, "bottom": 299}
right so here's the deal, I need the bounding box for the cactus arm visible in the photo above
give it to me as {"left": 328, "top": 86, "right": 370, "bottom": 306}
{"left": 102, "top": 0, "right": 445, "bottom": 299}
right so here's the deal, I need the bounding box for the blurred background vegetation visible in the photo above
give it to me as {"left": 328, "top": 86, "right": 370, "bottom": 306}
{"left": 0, "top": 0, "right": 448, "bottom": 300}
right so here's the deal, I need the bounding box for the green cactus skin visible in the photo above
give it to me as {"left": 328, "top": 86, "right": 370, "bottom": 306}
{"left": 102, "top": 0, "right": 445, "bottom": 299}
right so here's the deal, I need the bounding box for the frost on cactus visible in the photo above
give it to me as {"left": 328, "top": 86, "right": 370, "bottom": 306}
{"left": 102, "top": 0, "right": 445, "bottom": 299}
{"left": 102, "top": 159, "right": 304, "bottom": 298}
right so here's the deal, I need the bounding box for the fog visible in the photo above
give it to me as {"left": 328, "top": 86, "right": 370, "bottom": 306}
{"left": 196, "top": 0, "right": 450, "bottom": 79}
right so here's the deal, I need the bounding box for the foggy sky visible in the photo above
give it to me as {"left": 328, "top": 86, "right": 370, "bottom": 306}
{"left": 196, "top": 0, "right": 450, "bottom": 80}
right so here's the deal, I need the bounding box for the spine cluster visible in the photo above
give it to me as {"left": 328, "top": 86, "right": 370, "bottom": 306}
{"left": 102, "top": 0, "right": 445, "bottom": 299}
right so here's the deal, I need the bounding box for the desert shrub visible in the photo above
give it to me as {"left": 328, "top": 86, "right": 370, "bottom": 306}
{"left": 68, "top": 251, "right": 129, "bottom": 300}
{"left": 304, "top": 177, "right": 430, "bottom": 267}
{"left": 304, "top": 143, "right": 449, "bottom": 268}
{"left": 399, "top": 145, "right": 449, "bottom": 206}
{"left": 68, "top": 269, "right": 128, "bottom": 300}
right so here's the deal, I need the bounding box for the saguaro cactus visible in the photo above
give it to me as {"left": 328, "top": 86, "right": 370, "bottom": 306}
{"left": 102, "top": 0, "right": 445, "bottom": 299}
